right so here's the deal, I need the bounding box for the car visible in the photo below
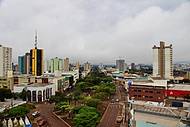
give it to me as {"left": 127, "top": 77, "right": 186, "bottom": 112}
{"left": 32, "top": 111, "right": 40, "bottom": 117}
{"left": 111, "top": 99, "right": 115, "bottom": 103}
{"left": 116, "top": 116, "right": 123, "bottom": 123}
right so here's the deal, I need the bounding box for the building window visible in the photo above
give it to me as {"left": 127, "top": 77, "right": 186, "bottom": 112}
{"left": 138, "top": 95, "right": 141, "bottom": 97}
{"left": 138, "top": 90, "right": 141, "bottom": 92}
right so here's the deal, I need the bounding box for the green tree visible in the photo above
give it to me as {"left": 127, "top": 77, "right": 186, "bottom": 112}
{"left": 73, "top": 106, "right": 100, "bottom": 127}
{"left": 55, "top": 102, "right": 70, "bottom": 112}
{"left": 0, "top": 88, "right": 12, "bottom": 102}
{"left": 8, "top": 106, "right": 30, "bottom": 117}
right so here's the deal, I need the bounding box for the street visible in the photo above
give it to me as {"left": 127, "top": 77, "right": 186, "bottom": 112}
{"left": 34, "top": 103, "right": 70, "bottom": 127}
{"left": 98, "top": 83, "right": 128, "bottom": 127}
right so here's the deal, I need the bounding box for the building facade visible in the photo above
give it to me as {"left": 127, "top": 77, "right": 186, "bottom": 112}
{"left": 30, "top": 48, "right": 44, "bottom": 76}
{"left": 49, "top": 57, "right": 63, "bottom": 73}
{"left": 63, "top": 57, "right": 69, "bottom": 72}
{"left": 0, "top": 45, "right": 12, "bottom": 77}
{"left": 128, "top": 84, "right": 165, "bottom": 102}
{"left": 18, "top": 56, "right": 25, "bottom": 74}
{"left": 116, "top": 59, "right": 125, "bottom": 72}
{"left": 153, "top": 41, "right": 173, "bottom": 80}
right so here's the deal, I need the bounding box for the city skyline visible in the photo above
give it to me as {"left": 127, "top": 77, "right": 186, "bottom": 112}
{"left": 0, "top": 0, "right": 190, "bottom": 64}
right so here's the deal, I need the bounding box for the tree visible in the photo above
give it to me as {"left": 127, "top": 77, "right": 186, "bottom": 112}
{"left": 8, "top": 106, "right": 30, "bottom": 117}
{"left": 55, "top": 102, "right": 70, "bottom": 112}
{"left": 73, "top": 106, "right": 100, "bottom": 127}
{"left": 0, "top": 88, "right": 12, "bottom": 102}
{"left": 19, "top": 89, "right": 27, "bottom": 101}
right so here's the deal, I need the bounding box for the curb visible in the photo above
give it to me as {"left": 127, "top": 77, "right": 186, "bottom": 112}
{"left": 52, "top": 112, "right": 72, "bottom": 127}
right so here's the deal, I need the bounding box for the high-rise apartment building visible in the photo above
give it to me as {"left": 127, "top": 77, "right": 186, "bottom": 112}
{"left": 0, "top": 45, "right": 12, "bottom": 77}
{"left": 30, "top": 33, "right": 44, "bottom": 76}
{"left": 64, "top": 57, "right": 69, "bottom": 72}
{"left": 153, "top": 41, "right": 173, "bottom": 79}
{"left": 116, "top": 59, "right": 125, "bottom": 72}
{"left": 84, "top": 62, "right": 91, "bottom": 71}
{"left": 49, "top": 57, "right": 63, "bottom": 73}
{"left": 18, "top": 56, "right": 25, "bottom": 74}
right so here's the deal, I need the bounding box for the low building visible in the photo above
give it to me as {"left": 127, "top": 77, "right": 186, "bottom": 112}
{"left": 166, "top": 84, "right": 190, "bottom": 101}
{"left": 62, "top": 70, "right": 79, "bottom": 83}
{"left": 14, "top": 83, "right": 56, "bottom": 102}
{"left": 128, "top": 82, "right": 166, "bottom": 102}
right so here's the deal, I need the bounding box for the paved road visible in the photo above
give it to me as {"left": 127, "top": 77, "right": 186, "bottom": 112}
{"left": 98, "top": 84, "right": 127, "bottom": 127}
{"left": 35, "top": 103, "right": 70, "bottom": 127}
{"left": 98, "top": 103, "right": 121, "bottom": 127}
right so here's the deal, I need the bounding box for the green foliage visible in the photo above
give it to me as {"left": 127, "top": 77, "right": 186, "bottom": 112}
{"left": 73, "top": 106, "right": 100, "bottom": 127}
{"left": 55, "top": 102, "right": 70, "bottom": 112}
{"left": 19, "top": 89, "right": 27, "bottom": 101}
{"left": 85, "top": 98, "right": 100, "bottom": 108}
{"left": 49, "top": 92, "right": 66, "bottom": 103}
{"left": 0, "top": 88, "right": 12, "bottom": 102}
{"left": 8, "top": 105, "right": 30, "bottom": 117}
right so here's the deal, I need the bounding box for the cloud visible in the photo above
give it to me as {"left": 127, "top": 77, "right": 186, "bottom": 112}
{"left": 0, "top": 0, "right": 189, "bottom": 64}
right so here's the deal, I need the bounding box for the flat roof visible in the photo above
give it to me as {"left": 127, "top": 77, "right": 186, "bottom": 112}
{"left": 168, "top": 84, "right": 190, "bottom": 91}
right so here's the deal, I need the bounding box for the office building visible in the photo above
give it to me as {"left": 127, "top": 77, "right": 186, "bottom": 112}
{"left": 153, "top": 41, "right": 173, "bottom": 79}
{"left": 18, "top": 56, "right": 25, "bottom": 74}
{"left": 116, "top": 59, "right": 125, "bottom": 72}
{"left": 30, "top": 33, "right": 44, "bottom": 76}
{"left": 24, "top": 53, "right": 30, "bottom": 74}
{"left": 64, "top": 57, "right": 69, "bottom": 72}
{"left": 0, "top": 45, "right": 12, "bottom": 77}
{"left": 18, "top": 53, "right": 30, "bottom": 74}
{"left": 49, "top": 57, "right": 63, "bottom": 73}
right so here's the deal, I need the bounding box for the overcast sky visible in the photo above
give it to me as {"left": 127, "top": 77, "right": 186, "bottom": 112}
{"left": 0, "top": 0, "right": 190, "bottom": 64}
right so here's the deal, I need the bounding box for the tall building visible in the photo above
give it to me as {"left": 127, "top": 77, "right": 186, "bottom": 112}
{"left": 76, "top": 61, "right": 80, "bottom": 70}
{"left": 18, "top": 53, "right": 30, "bottom": 74}
{"left": 116, "top": 59, "right": 125, "bottom": 72}
{"left": 30, "top": 32, "right": 44, "bottom": 76}
{"left": 0, "top": 45, "right": 12, "bottom": 77}
{"left": 84, "top": 62, "right": 91, "bottom": 71}
{"left": 153, "top": 41, "right": 173, "bottom": 79}
{"left": 49, "top": 57, "right": 63, "bottom": 73}
{"left": 24, "top": 53, "right": 30, "bottom": 74}
{"left": 64, "top": 57, "right": 69, "bottom": 72}
{"left": 18, "top": 56, "right": 25, "bottom": 74}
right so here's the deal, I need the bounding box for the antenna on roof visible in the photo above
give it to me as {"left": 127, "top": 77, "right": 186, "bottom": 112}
{"left": 34, "top": 30, "right": 38, "bottom": 49}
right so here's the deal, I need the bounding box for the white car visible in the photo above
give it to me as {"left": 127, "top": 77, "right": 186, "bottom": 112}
{"left": 32, "top": 111, "right": 40, "bottom": 117}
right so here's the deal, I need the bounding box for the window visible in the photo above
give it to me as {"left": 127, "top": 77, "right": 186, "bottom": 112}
{"left": 157, "top": 91, "right": 161, "bottom": 94}
{"left": 138, "top": 95, "right": 141, "bottom": 97}
{"left": 138, "top": 90, "right": 141, "bottom": 92}
{"left": 149, "top": 91, "right": 153, "bottom": 93}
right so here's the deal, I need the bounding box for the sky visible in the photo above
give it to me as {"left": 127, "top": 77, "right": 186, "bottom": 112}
{"left": 0, "top": 0, "right": 190, "bottom": 64}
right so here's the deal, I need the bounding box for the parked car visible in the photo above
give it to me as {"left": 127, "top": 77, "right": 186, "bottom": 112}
{"left": 32, "top": 111, "right": 40, "bottom": 117}
{"left": 116, "top": 116, "right": 123, "bottom": 123}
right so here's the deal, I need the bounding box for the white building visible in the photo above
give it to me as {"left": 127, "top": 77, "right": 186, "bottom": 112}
{"left": 152, "top": 41, "right": 173, "bottom": 80}
{"left": 14, "top": 83, "right": 56, "bottom": 102}
{"left": 0, "top": 45, "right": 12, "bottom": 77}
{"left": 62, "top": 70, "right": 79, "bottom": 83}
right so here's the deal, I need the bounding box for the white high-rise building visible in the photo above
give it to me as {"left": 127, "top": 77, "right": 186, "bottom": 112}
{"left": 152, "top": 41, "right": 173, "bottom": 79}
{"left": 0, "top": 45, "right": 12, "bottom": 77}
